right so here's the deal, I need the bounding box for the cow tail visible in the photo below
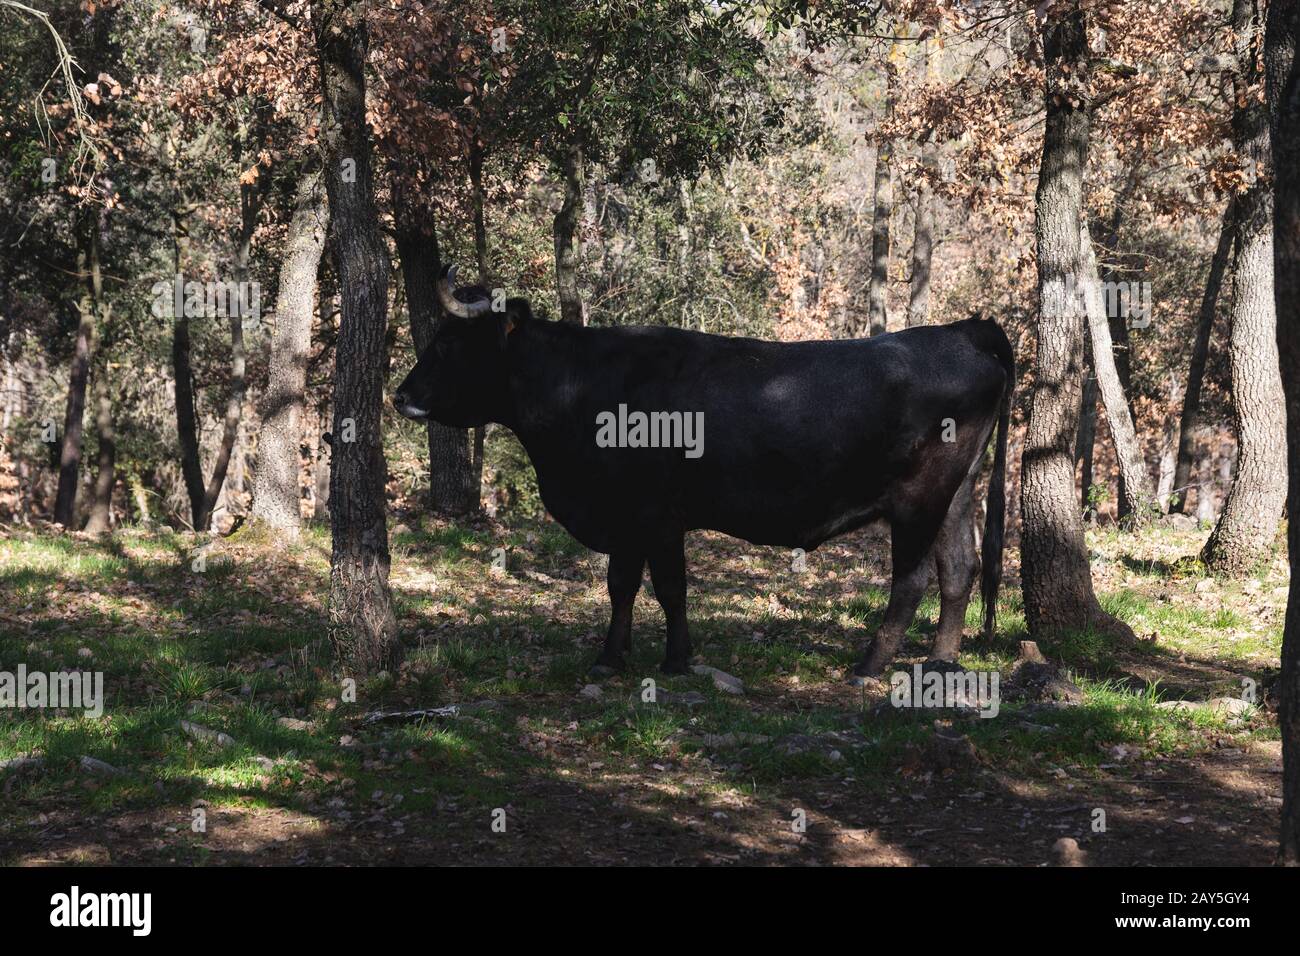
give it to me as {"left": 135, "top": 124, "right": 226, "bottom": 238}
{"left": 980, "top": 327, "right": 1014, "bottom": 641}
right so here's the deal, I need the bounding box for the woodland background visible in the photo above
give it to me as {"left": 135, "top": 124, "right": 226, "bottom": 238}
{"left": 0, "top": 0, "right": 1266, "bottom": 537}
{"left": 2, "top": 0, "right": 1300, "bottom": 865}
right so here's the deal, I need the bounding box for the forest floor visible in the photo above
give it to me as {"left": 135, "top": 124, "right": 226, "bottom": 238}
{"left": 0, "top": 514, "right": 1288, "bottom": 866}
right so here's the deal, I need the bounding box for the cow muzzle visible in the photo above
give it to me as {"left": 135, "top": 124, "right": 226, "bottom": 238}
{"left": 392, "top": 389, "right": 429, "bottom": 421}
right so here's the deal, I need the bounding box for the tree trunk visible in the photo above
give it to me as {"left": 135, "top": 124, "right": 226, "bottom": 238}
{"left": 677, "top": 179, "right": 697, "bottom": 324}
{"left": 53, "top": 218, "right": 99, "bottom": 528}
{"left": 908, "top": 137, "right": 935, "bottom": 328}
{"left": 172, "top": 177, "right": 257, "bottom": 533}
{"left": 1095, "top": 171, "right": 1139, "bottom": 521}
{"left": 1081, "top": 222, "right": 1157, "bottom": 523}
{"left": 313, "top": 403, "right": 331, "bottom": 522}
{"left": 1264, "top": 0, "right": 1300, "bottom": 866}
{"left": 868, "top": 64, "right": 895, "bottom": 336}
{"left": 393, "top": 178, "right": 480, "bottom": 515}
{"left": 1020, "top": 4, "right": 1134, "bottom": 643}
{"left": 554, "top": 143, "right": 586, "bottom": 325}
{"left": 908, "top": 35, "right": 936, "bottom": 328}
{"left": 1155, "top": 372, "right": 1183, "bottom": 508}
{"left": 1171, "top": 200, "right": 1234, "bottom": 514}
{"left": 172, "top": 208, "right": 207, "bottom": 531}
{"left": 469, "top": 142, "right": 490, "bottom": 284}
{"left": 1203, "top": 0, "right": 1289, "bottom": 575}
{"left": 83, "top": 367, "right": 116, "bottom": 534}
{"left": 317, "top": 0, "right": 400, "bottom": 674}
{"left": 198, "top": 180, "right": 257, "bottom": 530}
{"left": 129, "top": 470, "right": 150, "bottom": 527}
{"left": 251, "top": 167, "right": 328, "bottom": 537}
{"left": 1196, "top": 465, "right": 1218, "bottom": 523}
{"left": 1076, "top": 344, "right": 1099, "bottom": 513}
{"left": 1, "top": 347, "right": 17, "bottom": 437}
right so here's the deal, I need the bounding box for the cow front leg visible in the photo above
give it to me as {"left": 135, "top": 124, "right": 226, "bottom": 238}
{"left": 592, "top": 552, "right": 645, "bottom": 676}
{"left": 648, "top": 539, "right": 691, "bottom": 675}
{"left": 852, "top": 520, "right": 939, "bottom": 680}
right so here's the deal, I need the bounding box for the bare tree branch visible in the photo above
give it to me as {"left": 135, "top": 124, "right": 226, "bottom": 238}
{"left": 0, "top": 0, "right": 101, "bottom": 185}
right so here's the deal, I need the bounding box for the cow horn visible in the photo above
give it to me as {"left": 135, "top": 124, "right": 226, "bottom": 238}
{"left": 437, "top": 263, "right": 492, "bottom": 319}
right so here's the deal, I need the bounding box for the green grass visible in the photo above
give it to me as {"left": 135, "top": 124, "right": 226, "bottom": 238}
{"left": 0, "top": 519, "right": 1285, "bottom": 863}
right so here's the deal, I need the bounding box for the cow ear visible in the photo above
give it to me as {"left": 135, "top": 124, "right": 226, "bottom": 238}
{"left": 498, "top": 297, "right": 532, "bottom": 347}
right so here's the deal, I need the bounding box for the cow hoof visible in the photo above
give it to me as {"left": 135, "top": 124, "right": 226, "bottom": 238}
{"left": 659, "top": 659, "right": 690, "bottom": 676}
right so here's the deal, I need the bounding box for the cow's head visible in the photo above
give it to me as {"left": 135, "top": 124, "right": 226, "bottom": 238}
{"left": 393, "top": 264, "right": 532, "bottom": 427}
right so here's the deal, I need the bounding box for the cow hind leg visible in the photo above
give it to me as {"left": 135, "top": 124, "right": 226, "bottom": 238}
{"left": 930, "top": 473, "right": 980, "bottom": 664}
{"left": 592, "top": 552, "right": 645, "bottom": 676}
{"left": 852, "top": 516, "right": 942, "bottom": 680}
{"left": 648, "top": 538, "right": 692, "bottom": 675}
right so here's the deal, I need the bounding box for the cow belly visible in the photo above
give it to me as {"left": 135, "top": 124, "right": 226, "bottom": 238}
{"left": 542, "top": 492, "right": 883, "bottom": 556}
{"left": 534, "top": 465, "right": 882, "bottom": 554}
{"left": 682, "top": 440, "right": 896, "bottom": 549}
{"left": 690, "top": 492, "right": 887, "bottom": 550}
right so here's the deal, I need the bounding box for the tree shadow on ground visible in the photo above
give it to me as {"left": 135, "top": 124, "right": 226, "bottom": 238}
{"left": 0, "top": 524, "right": 1283, "bottom": 865}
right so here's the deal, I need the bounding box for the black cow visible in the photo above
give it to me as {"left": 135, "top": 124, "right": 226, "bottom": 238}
{"left": 394, "top": 265, "right": 1014, "bottom": 679}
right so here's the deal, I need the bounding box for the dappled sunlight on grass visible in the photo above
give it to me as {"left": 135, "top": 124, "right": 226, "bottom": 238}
{"left": 0, "top": 519, "right": 1285, "bottom": 865}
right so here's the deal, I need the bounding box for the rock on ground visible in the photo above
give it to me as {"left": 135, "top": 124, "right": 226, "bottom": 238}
{"left": 79, "top": 755, "right": 124, "bottom": 776}
{"left": 691, "top": 664, "right": 744, "bottom": 695}
{"left": 1053, "top": 837, "right": 1089, "bottom": 867}
{"left": 180, "top": 721, "right": 236, "bottom": 748}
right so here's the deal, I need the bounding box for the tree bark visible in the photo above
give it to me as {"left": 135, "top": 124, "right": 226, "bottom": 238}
{"left": 868, "top": 63, "right": 895, "bottom": 336}
{"left": 171, "top": 207, "right": 207, "bottom": 530}
{"left": 1171, "top": 200, "right": 1235, "bottom": 514}
{"left": 1081, "top": 222, "right": 1157, "bottom": 523}
{"left": 1, "top": 347, "right": 17, "bottom": 437}
{"left": 1204, "top": 0, "right": 1290, "bottom": 575}
{"left": 251, "top": 167, "right": 328, "bottom": 537}
{"left": 908, "top": 137, "right": 935, "bottom": 328}
{"left": 1265, "top": 0, "right": 1300, "bottom": 865}
{"left": 908, "top": 37, "right": 936, "bottom": 328}
{"left": 1095, "top": 172, "right": 1139, "bottom": 521}
{"left": 313, "top": 402, "right": 331, "bottom": 522}
{"left": 1020, "top": 4, "right": 1134, "bottom": 643}
{"left": 554, "top": 143, "right": 586, "bottom": 324}
{"left": 1076, "top": 343, "right": 1099, "bottom": 513}
{"left": 317, "top": 0, "right": 400, "bottom": 674}
{"left": 677, "top": 179, "right": 696, "bottom": 324}
{"left": 393, "top": 177, "right": 480, "bottom": 515}
{"left": 1155, "top": 371, "right": 1183, "bottom": 507}
{"left": 83, "top": 364, "right": 116, "bottom": 534}
{"left": 469, "top": 141, "right": 490, "bottom": 284}
{"left": 53, "top": 218, "right": 100, "bottom": 528}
